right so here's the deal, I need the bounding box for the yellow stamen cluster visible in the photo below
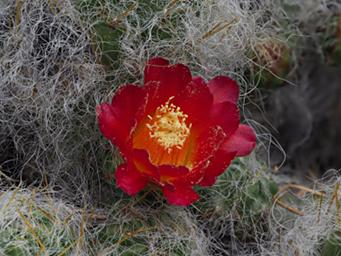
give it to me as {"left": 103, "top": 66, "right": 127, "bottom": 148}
{"left": 146, "top": 96, "right": 191, "bottom": 153}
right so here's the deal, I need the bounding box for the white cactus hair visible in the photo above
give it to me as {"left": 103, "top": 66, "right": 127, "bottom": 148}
{"left": 0, "top": 0, "right": 108, "bottom": 202}
{"left": 0, "top": 0, "right": 341, "bottom": 255}
{"left": 263, "top": 170, "right": 341, "bottom": 255}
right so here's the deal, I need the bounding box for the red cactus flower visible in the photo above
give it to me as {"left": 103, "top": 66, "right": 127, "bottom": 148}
{"left": 97, "top": 57, "right": 256, "bottom": 206}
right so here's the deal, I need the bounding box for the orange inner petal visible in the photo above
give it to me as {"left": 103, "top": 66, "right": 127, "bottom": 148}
{"left": 132, "top": 97, "right": 195, "bottom": 169}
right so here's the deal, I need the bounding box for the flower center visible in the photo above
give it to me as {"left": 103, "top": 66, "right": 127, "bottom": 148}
{"left": 146, "top": 96, "right": 191, "bottom": 153}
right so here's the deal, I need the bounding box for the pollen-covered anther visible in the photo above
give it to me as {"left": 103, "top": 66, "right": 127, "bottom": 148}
{"left": 146, "top": 97, "right": 191, "bottom": 152}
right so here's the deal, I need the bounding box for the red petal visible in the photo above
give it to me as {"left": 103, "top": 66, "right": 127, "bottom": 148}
{"left": 115, "top": 163, "right": 148, "bottom": 196}
{"left": 198, "top": 175, "right": 216, "bottom": 187}
{"left": 131, "top": 149, "right": 159, "bottom": 181}
{"left": 162, "top": 184, "right": 199, "bottom": 206}
{"left": 158, "top": 165, "right": 189, "bottom": 185}
{"left": 159, "top": 125, "right": 227, "bottom": 186}
{"left": 222, "top": 124, "right": 256, "bottom": 156}
{"left": 160, "top": 161, "right": 208, "bottom": 188}
{"left": 143, "top": 58, "right": 192, "bottom": 114}
{"left": 143, "top": 59, "right": 212, "bottom": 125}
{"left": 210, "top": 101, "right": 240, "bottom": 137}
{"left": 111, "top": 84, "right": 146, "bottom": 121}
{"left": 208, "top": 76, "right": 239, "bottom": 104}
{"left": 97, "top": 84, "right": 146, "bottom": 151}
{"left": 144, "top": 57, "right": 170, "bottom": 84}
{"left": 192, "top": 76, "right": 207, "bottom": 87}
{"left": 175, "top": 80, "right": 213, "bottom": 123}
{"left": 197, "top": 125, "right": 255, "bottom": 187}
{"left": 97, "top": 103, "right": 126, "bottom": 148}
{"left": 193, "top": 125, "right": 226, "bottom": 167}
{"left": 198, "top": 151, "right": 236, "bottom": 186}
